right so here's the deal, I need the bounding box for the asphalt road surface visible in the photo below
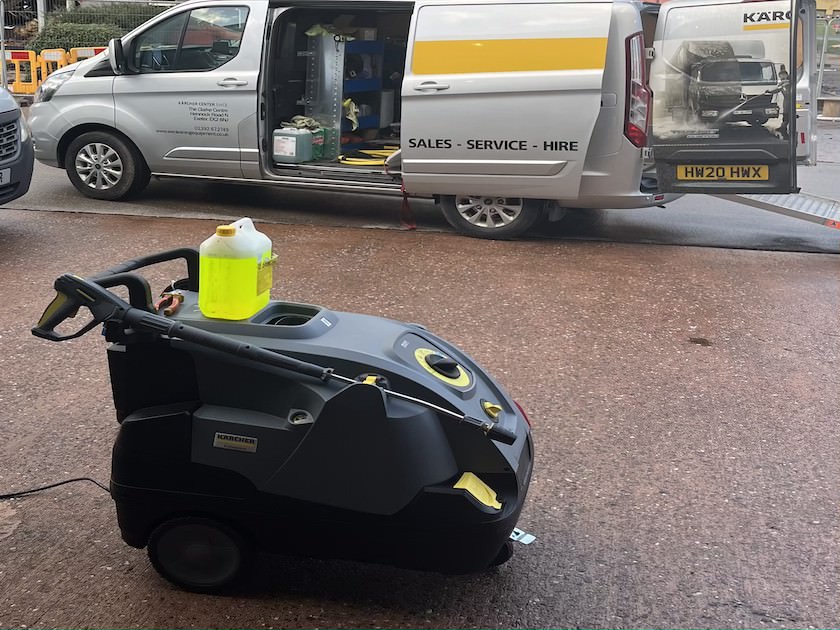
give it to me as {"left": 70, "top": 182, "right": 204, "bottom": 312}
{"left": 0, "top": 208, "right": 837, "bottom": 629}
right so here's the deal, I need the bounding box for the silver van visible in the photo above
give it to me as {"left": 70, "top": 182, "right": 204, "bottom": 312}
{"left": 28, "top": 0, "right": 815, "bottom": 238}
{"left": 0, "top": 89, "right": 34, "bottom": 205}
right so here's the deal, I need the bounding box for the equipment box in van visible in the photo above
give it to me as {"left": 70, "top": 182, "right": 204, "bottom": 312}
{"left": 28, "top": 0, "right": 816, "bottom": 239}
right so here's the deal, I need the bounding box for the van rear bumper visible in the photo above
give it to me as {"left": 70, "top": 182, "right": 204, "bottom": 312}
{"left": 563, "top": 189, "right": 682, "bottom": 209}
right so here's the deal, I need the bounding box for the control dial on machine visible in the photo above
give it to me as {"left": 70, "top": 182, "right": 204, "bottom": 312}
{"left": 393, "top": 332, "right": 473, "bottom": 389}
{"left": 424, "top": 353, "right": 461, "bottom": 379}
{"left": 413, "top": 347, "right": 471, "bottom": 387}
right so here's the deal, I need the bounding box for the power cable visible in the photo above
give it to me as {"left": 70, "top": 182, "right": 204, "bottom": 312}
{"left": 0, "top": 477, "right": 110, "bottom": 500}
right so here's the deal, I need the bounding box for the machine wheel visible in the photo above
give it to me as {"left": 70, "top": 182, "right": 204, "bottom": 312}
{"left": 440, "top": 195, "right": 543, "bottom": 239}
{"left": 490, "top": 540, "right": 514, "bottom": 567}
{"left": 65, "top": 131, "right": 150, "bottom": 200}
{"left": 147, "top": 516, "right": 248, "bottom": 592}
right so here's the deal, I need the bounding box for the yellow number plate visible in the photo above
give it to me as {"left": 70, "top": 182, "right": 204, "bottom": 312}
{"left": 676, "top": 165, "right": 769, "bottom": 181}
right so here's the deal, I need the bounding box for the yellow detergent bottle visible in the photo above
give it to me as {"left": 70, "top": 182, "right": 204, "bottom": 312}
{"left": 199, "top": 218, "right": 275, "bottom": 320}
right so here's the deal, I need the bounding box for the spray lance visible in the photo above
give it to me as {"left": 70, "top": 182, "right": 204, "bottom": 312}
{"left": 32, "top": 269, "right": 517, "bottom": 445}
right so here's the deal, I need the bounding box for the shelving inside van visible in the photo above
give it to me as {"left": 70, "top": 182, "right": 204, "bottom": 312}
{"left": 264, "top": 6, "right": 411, "bottom": 178}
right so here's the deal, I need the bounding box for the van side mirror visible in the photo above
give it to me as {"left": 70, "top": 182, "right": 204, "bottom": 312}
{"left": 108, "top": 38, "right": 126, "bottom": 75}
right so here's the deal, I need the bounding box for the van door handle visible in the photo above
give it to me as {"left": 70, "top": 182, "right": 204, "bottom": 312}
{"left": 413, "top": 81, "right": 450, "bottom": 92}
{"left": 217, "top": 78, "right": 248, "bottom": 87}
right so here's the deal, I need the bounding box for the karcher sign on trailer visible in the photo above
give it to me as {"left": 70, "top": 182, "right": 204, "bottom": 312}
{"left": 27, "top": 0, "right": 825, "bottom": 239}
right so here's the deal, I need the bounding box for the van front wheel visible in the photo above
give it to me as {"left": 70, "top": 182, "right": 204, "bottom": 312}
{"left": 65, "top": 131, "right": 150, "bottom": 200}
{"left": 440, "top": 195, "right": 543, "bottom": 239}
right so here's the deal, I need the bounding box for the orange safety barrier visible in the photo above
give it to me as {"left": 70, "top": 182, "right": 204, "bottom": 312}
{"left": 38, "top": 48, "right": 69, "bottom": 82}
{"left": 5, "top": 49, "right": 38, "bottom": 94}
{"left": 68, "top": 46, "right": 106, "bottom": 64}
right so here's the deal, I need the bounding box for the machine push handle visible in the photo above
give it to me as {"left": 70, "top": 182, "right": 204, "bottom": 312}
{"left": 96, "top": 247, "right": 200, "bottom": 291}
{"left": 32, "top": 273, "right": 331, "bottom": 381}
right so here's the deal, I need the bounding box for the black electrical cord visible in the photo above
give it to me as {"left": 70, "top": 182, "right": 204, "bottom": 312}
{"left": 0, "top": 477, "right": 110, "bottom": 500}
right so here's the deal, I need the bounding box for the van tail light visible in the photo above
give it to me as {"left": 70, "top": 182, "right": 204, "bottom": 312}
{"left": 514, "top": 401, "right": 531, "bottom": 427}
{"left": 625, "top": 32, "right": 651, "bottom": 148}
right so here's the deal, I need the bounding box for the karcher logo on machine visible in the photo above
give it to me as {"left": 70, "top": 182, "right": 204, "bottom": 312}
{"left": 213, "top": 432, "right": 258, "bottom": 453}
{"left": 743, "top": 10, "right": 791, "bottom": 30}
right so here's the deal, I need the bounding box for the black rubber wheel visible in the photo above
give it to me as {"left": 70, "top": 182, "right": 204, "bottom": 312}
{"left": 65, "top": 131, "right": 150, "bottom": 200}
{"left": 147, "top": 517, "right": 248, "bottom": 592}
{"left": 490, "top": 540, "right": 514, "bottom": 567}
{"left": 440, "top": 195, "right": 543, "bottom": 239}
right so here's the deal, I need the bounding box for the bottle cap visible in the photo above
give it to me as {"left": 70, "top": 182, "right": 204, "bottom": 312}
{"left": 216, "top": 225, "right": 236, "bottom": 237}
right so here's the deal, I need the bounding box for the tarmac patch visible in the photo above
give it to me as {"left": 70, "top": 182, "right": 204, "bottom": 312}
{"left": 0, "top": 503, "right": 21, "bottom": 540}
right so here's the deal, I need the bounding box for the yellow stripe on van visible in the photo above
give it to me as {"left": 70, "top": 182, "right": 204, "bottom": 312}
{"left": 412, "top": 37, "right": 608, "bottom": 75}
{"left": 742, "top": 23, "right": 789, "bottom": 30}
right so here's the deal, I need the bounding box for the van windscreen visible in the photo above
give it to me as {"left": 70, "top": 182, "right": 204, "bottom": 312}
{"left": 738, "top": 61, "right": 775, "bottom": 83}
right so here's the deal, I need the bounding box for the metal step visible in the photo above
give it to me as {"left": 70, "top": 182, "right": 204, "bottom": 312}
{"left": 714, "top": 193, "right": 840, "bottom": 229}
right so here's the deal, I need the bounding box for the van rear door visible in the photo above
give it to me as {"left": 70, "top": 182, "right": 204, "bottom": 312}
{"left": 650, "top": 0, "right": 813, "bottom": 194}
{"left": 399, "top": 0, "right": 614, "bottom": 198}
{"left": 793, "top": 0, "right": 817, "bottom": 164}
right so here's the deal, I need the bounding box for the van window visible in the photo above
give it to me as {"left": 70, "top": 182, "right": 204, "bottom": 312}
{"left": 132, "top": 6, "right": 249, "bottom": 72}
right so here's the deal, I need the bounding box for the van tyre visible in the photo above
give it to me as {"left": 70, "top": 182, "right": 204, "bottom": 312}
{"left": 440, "top": 195, "right": 542, "bottom": 239}
{"left": 147, "top": 516, "right": 249, "bottom": 592}
{"left": 65, "top": 131, "right": 150, "bottom": 200}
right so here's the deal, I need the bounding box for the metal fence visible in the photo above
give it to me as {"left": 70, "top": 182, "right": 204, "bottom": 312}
{"left": 3, "top": 1, "right": 175, "bottom": 50}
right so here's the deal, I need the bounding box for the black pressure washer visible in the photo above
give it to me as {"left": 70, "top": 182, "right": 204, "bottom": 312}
{"left": 32, "top": 248, "right": 534, "bottom": 592}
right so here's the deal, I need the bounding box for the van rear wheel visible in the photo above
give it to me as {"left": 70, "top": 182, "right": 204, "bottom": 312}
{"left": 65, "top": 131, "right": 150, "bottom": 200}
{"left": 440, "top": 195, "right": 543, "bottom": 239}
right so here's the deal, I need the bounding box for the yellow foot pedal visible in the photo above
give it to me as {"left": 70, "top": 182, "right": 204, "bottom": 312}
{"left": 453, "top": 472, "right": 502, "bottom": 510}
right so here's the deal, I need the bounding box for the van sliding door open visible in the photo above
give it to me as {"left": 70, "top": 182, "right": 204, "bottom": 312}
{"left": 650, "top": 0, "right": 807, "bottom": 194}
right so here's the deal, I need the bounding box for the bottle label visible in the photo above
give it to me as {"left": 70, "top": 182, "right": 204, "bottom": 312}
{"left": 257, "top": 254, "right": 277, "bottom": 295}
{"left": 274, "top": 135, "right": 297, "bottom": 157}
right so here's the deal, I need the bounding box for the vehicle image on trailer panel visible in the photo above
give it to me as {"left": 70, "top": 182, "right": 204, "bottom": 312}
{"left": 658, "top": 38, "right": 788, "bottom": 139}
{"left": 688, "top": 55, "right": 783, "bottom": 129}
